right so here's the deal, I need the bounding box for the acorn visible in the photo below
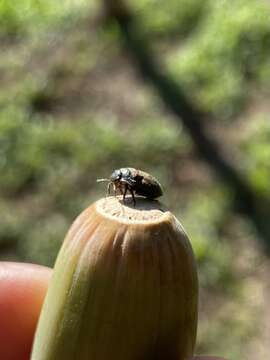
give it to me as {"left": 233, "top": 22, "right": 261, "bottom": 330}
{"left": 31, "top": 196, "right": 198, "bottom": 360}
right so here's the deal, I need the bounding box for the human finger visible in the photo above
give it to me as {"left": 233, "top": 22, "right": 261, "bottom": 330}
{"left": 0, "top": 262, "right": 52, "bottom": 360}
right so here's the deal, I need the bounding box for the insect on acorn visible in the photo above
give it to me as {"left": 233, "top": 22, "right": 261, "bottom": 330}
{"left": 97, "top": 168, "right": 163, "bottom": 206}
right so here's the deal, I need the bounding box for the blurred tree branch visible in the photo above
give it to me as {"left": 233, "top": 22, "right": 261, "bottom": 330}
{"left": 102, "top": 0, "right": 270, "bottom": 251}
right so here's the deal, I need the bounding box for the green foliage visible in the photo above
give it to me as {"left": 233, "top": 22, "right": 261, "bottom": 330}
{"left": 198, "top": 295, "right": 258, "bottom": 359}
{"left": 130, "top": 0, "right": 207, "bottom": 37}
{"left": 169, "top": 0, "right": 270, "bottom": 118}
{"left": 240, "top": 117, "right": 270, "bottom": 196}
{"left": 0, "top": 110, "right": 38, "bottom": 193}
{"left": 180, "top": 188, "right": 235, "bottom": 291}
{"left": 0, "top": 200, "right": 27, "bottom": 251}
{"left": 0, "top": 0, "right": 91, "bottom": 37}
{"left": 19, "top": 214, "right": 69, "bottom": 266}
{"left": 0, "top": 112, "right": 187, "bottom": 196}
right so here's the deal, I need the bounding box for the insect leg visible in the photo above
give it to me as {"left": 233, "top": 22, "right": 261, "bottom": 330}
{"left": 129, "top": 187, "right": 136, "bottom": 207}
{"left": 113, "top": 183, "right": 117, "bottom": 196}
{"left": 123, "top": 184, "right": 128, "bottom": 201}
{"left": 120, "top": 179, "right": 136, "bottom": 206}
{"left": 119, "top": 186, "right": 124, "bottom": 196}
{"left": 107, "top": 182, "right": 112, "bottom": 196}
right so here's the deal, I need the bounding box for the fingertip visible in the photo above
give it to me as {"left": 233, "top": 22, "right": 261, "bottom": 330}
{"left": 0, "top": 262, "right": 52, "bottom": 360}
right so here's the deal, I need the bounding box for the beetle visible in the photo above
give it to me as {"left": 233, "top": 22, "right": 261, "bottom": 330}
{"left": 97, "top": 167, "right": 163, "bottom": 206}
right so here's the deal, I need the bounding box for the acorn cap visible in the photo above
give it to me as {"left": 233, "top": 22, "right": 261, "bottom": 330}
{"left": 31, "top": 196, "right": 198, "bottom": 360}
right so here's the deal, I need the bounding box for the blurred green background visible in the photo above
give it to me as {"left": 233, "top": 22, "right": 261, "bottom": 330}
{"left": 0, "top": 0, "right": 270, "bottom": 359}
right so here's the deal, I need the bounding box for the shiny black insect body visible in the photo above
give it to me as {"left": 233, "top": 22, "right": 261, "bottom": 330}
{"left": 97, "top": 168, "right": 163, "bottom": 206}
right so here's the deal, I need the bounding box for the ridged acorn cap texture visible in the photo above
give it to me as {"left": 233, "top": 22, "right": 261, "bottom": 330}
{"left": 31, "top": 196, "right": 198, "bottom": 360}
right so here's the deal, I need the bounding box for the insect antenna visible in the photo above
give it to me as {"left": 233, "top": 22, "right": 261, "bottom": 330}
{"left": 96, "top": 178, "right": 110, "bottom": 183}
{"left": 97, "top": 178, "right": 113, "bottom": 196}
